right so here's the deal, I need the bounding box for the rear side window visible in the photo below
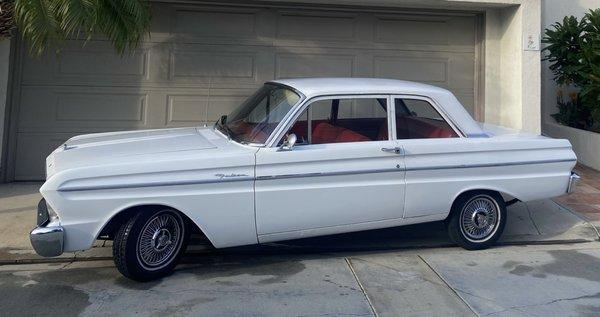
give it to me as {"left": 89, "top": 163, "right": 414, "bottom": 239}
{"left": 395, "top": 98, "right": 458, "bottom": 139}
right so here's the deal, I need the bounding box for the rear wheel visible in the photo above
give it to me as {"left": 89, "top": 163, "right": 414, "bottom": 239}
{"left": 113, "top": 208, "right": 189, "bottom": 281}
{"left": 447, "top": 191, "right": 506, "bottom": 250}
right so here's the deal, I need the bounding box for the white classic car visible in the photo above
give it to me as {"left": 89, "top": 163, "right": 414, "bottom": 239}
{"left": 31, "top": 78, "right": 579, "bottom": 281}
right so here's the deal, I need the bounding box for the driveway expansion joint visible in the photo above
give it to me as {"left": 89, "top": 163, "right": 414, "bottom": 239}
{"left": 417, "top": 254, "right": 480, "bottom": 317}
{"left": 345, "top": 257, "right": 379, "bottom": 317}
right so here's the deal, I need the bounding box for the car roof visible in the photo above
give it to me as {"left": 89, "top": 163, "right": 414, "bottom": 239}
{"left": 269, "top": 77, "right": 451, "bottom": 98}
{"left": 268, "top": 77, "right": 486, "bottom": 138}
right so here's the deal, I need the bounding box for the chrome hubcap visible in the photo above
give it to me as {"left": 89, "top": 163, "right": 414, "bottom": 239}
{"left": 137, "top": 212, "right": 183, "bottom": 270}
{"left": 460, "top": 196, "right": 499, "bottom": 241}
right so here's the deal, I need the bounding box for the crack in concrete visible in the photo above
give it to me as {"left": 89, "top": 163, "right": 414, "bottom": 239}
{"left": 483, "top": 292, "right": 600, "bottom": 316}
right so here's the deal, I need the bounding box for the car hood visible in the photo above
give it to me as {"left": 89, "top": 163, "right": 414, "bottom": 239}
{"left": 46, "top": 127, "right": 220, "bottom": 178}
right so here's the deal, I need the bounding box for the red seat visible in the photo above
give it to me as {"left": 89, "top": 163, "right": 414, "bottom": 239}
{"left": 312, "top": 122, "right": 370, "bottom": 144}
{"left": 381, "top": 116, "right": 458, "bottom": 139}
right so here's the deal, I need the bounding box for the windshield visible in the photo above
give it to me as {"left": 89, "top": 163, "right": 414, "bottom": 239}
{"left": 217, "top": 84, "right": 301, "bottom": 144}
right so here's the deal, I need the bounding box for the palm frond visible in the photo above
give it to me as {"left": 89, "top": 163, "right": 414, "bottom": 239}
{"left": 13, "top": 0, "right": 151, "bottom": 56}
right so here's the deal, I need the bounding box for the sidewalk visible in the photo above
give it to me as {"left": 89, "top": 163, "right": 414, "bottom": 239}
{"left": 555, "top": 164, "right": 600, "bottom": 227}
{"left": 0, "top": 180, "right": 598, "bottom": 264}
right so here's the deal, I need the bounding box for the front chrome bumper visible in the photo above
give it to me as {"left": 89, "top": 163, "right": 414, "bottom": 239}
{"left": 567, "top": 172, "right": 581, "bottom": 194}
{"left": 30, "top": 198, "right": 64, "bottom": 257}
{"left": 30, "top": 225, "right": 64, "bottom": 257}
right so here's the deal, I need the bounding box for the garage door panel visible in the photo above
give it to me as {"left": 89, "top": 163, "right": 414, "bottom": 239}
{"left": 12, "top": 4, "right": 479, "bottom": 180}
{"left": 170, "top": 49, "right": 258, "bottom": 82}
{"left": 276, "top": 53, "right": 356, "bottom": 78}
{"left": 373, "top": 56, "right": 449, "bottom": 83}
{"left": 276, "top": 10, "right": 358, "bottom": 41}
{"left": 171, "top": 6, "right": 260, "bottom": 39}
{"left": 21, "top": 41, "right": 152, "bottom": 86}
{"left": 374, "top": 14, "right": 475, "bottom": 46}
{"left": 447, "top": 53, "right": 476, "bottom": 89}
{"left": 166, "top": 94, "right": 249, "bottom": 127}
{"left": 18, "top": 87, "right": 152, "bottom": 131}
{"left": 14, "top": 133, "right": 77, "bottom": 180}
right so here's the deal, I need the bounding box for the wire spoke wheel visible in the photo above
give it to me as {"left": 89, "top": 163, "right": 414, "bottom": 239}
{"left": 459, "top": 195, "right": 501, "bottom": 242}
{"left": 136, "top": 211, "right": 184, "bottom": 271}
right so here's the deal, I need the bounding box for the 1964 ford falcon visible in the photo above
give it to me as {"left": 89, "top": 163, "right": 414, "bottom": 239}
{"left": 31, "top": 78, "right": 579, "bottom": 281}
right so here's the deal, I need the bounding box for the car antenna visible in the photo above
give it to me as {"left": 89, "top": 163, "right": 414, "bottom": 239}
{"left": 203, "top": 77, "right": 212, "bottom": 127}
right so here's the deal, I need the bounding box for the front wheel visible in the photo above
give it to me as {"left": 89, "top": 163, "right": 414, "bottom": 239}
{"left": 447, "top": 191, "right": 507, "bottom": 250}
{"left": 113, "top": 208, "right": 189, "bottom": 281}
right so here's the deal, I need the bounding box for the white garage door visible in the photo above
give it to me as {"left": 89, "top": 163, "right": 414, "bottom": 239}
{"left": 10, "top": 3, "right": 480, "bottom": 180}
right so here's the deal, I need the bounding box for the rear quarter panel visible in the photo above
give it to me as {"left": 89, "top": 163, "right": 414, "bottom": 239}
{"left": 401, "top": 137, "right": 576, "bottom": 218}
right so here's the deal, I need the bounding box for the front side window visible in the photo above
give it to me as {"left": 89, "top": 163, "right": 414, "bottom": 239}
{"left": 286, "top": 97, "right": 388, "bottom": 145}
{"left": 217, "top": 84, "right": 301, "bottom": 144}
{"left": 395, "top": 98, "right": 458, "bottom": 139}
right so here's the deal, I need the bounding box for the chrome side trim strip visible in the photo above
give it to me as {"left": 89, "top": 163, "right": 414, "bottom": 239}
{"left": 58, "top": 176, "right": 255, "bottom": 192}
{"left": 404, "top": 158, "right": 576, "bottom": 172}
{"left": 256, "top": 168, "right": 404, "bottom": 181}
{"left": 57, "top": 158, "right": 576, "bottom": 192}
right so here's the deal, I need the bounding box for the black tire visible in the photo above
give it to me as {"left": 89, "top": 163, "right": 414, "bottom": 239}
{"left": 447, "top": 191, "right": 507, "bottom": 250}
{"left": 113, "top": 208, "right": 189, "bottom": 281}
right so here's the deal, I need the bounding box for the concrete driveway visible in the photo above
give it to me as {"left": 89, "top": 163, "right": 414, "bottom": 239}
{"left": 2, "top": 243, "right": 600, "bottom": 316}
{"left": 1, "top": 183, "right": 600, "bottom": 316}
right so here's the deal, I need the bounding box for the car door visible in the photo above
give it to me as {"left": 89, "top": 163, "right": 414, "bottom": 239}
{"left": 392, "top": 95, "right": 464, "bottom": 218}
{"left": 254, "top": 95, "right": 406, "bottom": 242}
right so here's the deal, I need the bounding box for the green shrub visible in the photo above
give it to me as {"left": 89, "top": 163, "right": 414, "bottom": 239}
{"left": 544, "top": 9, "right": 600, "bottom": 133}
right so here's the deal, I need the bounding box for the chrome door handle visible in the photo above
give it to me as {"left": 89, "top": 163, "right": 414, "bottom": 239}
{"left": 381, "top": 147, "right": 403, "bottom": 154}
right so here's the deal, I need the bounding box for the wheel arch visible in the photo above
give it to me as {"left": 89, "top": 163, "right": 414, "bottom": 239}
{"left": 446, "top": 186, "right": 517, "bottom": 220}
{"left": 96, "top": 203, "right": 214, "bottom": 247}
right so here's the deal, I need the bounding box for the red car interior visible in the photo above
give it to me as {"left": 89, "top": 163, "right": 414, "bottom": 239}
{"left": 312, "top": 122, "right": 371, "bottom": 144}
{"left": 289, "top": 116, "right": 456, "bottom": 144}
{"left": 378, "top": 116, "right": 457, "bottom": 140}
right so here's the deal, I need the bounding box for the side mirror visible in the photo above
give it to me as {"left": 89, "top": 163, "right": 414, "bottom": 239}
{"left": 279, "top": 133, "right": 297, "bottom": 151}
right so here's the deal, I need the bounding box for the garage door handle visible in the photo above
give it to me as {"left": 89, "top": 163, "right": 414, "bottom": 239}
{"left": 381, "top": 147, "right": 403, "bottom": 154}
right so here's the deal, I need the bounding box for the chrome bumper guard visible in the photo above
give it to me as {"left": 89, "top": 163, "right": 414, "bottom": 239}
{"left": 30, "top": 199, "right": 64, "bottom": 257}
{"left": 567, "top": 172, "right": 581, "bottom": 194}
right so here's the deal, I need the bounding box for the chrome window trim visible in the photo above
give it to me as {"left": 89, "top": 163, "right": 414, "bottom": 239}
{"left": 392, "top": 94, "right": 466, "bottom": 138}
{"left": 261, "top": 82, "right": 307, "bottom": 147}
{"left": 268, "top": 93, "right": 393, "bottom": 148}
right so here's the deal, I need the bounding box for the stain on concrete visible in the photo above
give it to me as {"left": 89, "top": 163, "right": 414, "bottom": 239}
{"left": 182, "top": 254, "right": 306, "bottom": 285}
{"left": 578, "top": 304, "right": 600, "bottom": 317}
{"left": 509, "top": 265, "right": 534, "bottom": 276}
{"left": 540, "top": 250, "right": 600, "bottom": 282}
{"left": 115, "top": 276, "right": 162, "bottom": 290}
{"left": 466, "top": 261, "right": 478, "bottom": 267}
{"left": 504, "top": 250, "right": 600, "bottom": 282}
{"left": 33, "top": 266, "right": 115, "bottom": 285}
{"left": 323, "top": 278, "right": 358, "bottom": 292}
{"left": 152, "top": 297, "right": 216, "bottom": 316}
{"left": 214, "top": 280, "right": 240, "bottom": 286}
{"left": 502, "top": 260, "right": 521, "bottom": 268}
{"left": 0, "top": 271, "right": 90, "bottom": 316}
